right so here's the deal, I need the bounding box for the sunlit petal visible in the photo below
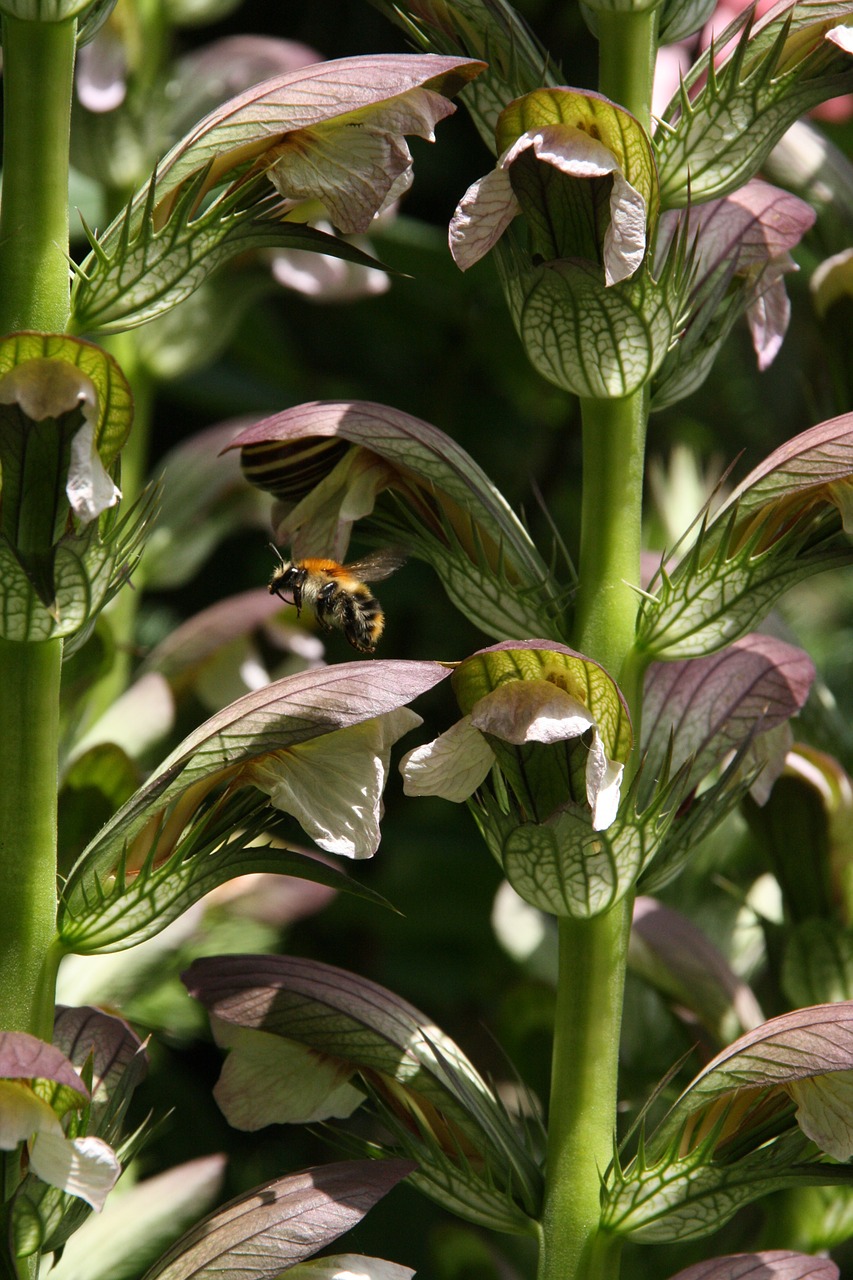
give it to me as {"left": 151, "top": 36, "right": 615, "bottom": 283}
{"left": 471, "top": 679, "right": 596, "bottom": 745}
{"left": 400, "top": 714, "right": 495, "bottom": 801}
{"left": 211, "top": 1021, "right": 363, "bottom": 1130}
{"left": 29, "top": 1131, "right": 120, "bottom": 1210}
{"left": 449, "top": 166, "right": 519, "bottom": 271}
{"left": 292, "top": 1255, "right": 416, "bottom": 1280}
{"left": 0, "top": 1081, "right": 62, "bottom": 1149}
{"left": 249, "top": 709, "right": 421, "bottom": 858}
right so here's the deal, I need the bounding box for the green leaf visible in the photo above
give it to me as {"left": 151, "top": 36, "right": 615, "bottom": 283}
{"left": 656, "top": 2, "right": 853, "bottom": 207}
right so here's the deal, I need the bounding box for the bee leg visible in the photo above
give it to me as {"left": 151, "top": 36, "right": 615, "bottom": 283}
{"left": 315, "top": 580, "right": 338, "bottom": 631}
{"left": 341, "top": 593, "right": 375, "bottom": 652}
{"left": 291, "top": 573, "right": 306, "bottom": 617}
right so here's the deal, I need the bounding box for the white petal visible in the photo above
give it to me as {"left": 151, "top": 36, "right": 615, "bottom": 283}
{"left": 400, "top": 715, "right": 494, "bottom": 801}
{"left": 507, "top": 125, "right": 646, "bottom": 284}
{"left": 585, "top": 730, "right": 624, "bottom": 831}
{"left": 449, "top": 166, "right": 520, "bottom": 271}
{"left": 746, "top": 262, "right": 792, "bottom": 371}
{"left": 250, "top": 709, "right": 421, "bottom": 859}
{"left": 603, "top": 168, "right": 648, "bottom": 284}
{"left": 29, "top": 1132, "right": 120, "bottom": 1210}
{"left": 790, "top": 1069, "right": 853, "bottom": 1161}
{"left": 67, "top": 416, "right": 122, "bottom": 522}
{"left": 293, "top": 1256, "right": 416, "bottom": 1280}
{"left": 471, "top": 680, "right": 595, "bottom": 745}
{"left": 0, "top": 1081, "right": 62, "bottom": 1150}
{"left": 270, "top": 123, "right": 414, "bottom": 235}
{"left": 827, "top": 24, "right": 853, "bottom": 53}
{"left": 211, "top": 1023, "right": 363, "bottom": 1130}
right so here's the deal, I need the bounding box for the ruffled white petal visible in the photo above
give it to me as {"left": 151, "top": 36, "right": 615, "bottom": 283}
{"left": 449, "top": 166, "right": 520, "bottom": 271}
{"left": 250, "top": 709, "right": 421, "bottom": 858}
{"left": 400, "top": 714, "right": 494, "bottom": 801}
{"left": 211, "top": 1022, "right": 363, "bottom": 1130}
{"left": 584, "top": 731, "right": 624, "bottom": 831}
{"left": 29, "top": 1131, "right": 120, "bottom": 1210}
{"left": 471, "top": 679, "right": 596, "bottom": 745}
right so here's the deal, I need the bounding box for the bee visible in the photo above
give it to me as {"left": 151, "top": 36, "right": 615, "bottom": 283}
{"left": 268, "top": 547, "right": 406, "bottom": 653}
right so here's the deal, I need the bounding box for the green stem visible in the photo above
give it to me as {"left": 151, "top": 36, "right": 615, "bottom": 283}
{"left": 0, "top": 640, "right": 62, "bottom": 1039}
{"left": 597, "top": 10, "right": 659, "bottom": 130}
{"left": 537, "top": 906, "right": 632, "bottom": 1280}
{"left": 575, "top": 391, "right": 647, "bottom": 700}
{"left": 0, "top": 17, "right": 76, "bottom": 334}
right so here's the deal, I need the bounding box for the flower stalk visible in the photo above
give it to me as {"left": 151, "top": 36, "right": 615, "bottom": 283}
{"left": 0, "top": 17, "right": 76, "bottom": 334}
{"left": 538, "top": 15, "right": 657, "bottom": 1280}
{"left": 0, "top": 638, "right": 62, "bottom": 1039}
{"left": 0, "top": 17, "right": 77, "bottom": 1041}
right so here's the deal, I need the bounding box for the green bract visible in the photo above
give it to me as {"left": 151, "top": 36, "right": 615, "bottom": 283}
{"left": 366, "top": 0, "right": 557, "bottom": 148}
{"left": 0, "top": 333, "right": 141, "bottom": 636}
{"left": 655, "top": 2, "right": 853, "bottom": 208}
{"left": 637, "top": 415, "right": 853, "bottom": 659}
{"left": 402, "top": 641, "right": 636, "bottom": 916}
{"left": 604, "top": 1005, "right": 853, "bottom": 1244}
{"left": 449, "top": 88, "right": 676, "bottom": 397}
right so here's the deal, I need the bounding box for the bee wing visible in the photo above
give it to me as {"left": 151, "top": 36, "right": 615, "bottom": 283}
{"left": 344, "top": 547, "right": 407, "bottom": 583}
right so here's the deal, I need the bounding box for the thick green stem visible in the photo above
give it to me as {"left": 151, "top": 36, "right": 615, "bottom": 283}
{"left": 597, "top": 10, "right": 659, "bottom": 130}
{"left": 575, "top": 391, "right": 647, "bottom": 702}
{"left": 536, "top": 392, "right": 646, "bottom": 1280}
{"left": 537, "top": 906, "right": 632, "bottom": 1280}
{"left": 0, "top": 17, "right": 76, "bottom": 334}
{"left": 0, "top": 17, "right": 77, "bottom": 1043}
{"left": 0, "top": 640, "right": 62, "bottom": 1038}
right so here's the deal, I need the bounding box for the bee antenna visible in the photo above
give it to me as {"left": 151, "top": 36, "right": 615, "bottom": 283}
{"left": 269, "top": 542, "right": 286, "bottom": 564}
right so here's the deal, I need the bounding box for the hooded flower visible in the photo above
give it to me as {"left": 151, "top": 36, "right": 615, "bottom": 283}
{"left": 449, "top": 86, "right": 657, "bottom": 283}
{"left": 402, "top": 642, "right": 631, "bottom": 833}
{"left": 450, "top": 121, "right": 648, "bottom": 285}
{"left": 402, "top": 679, "right": 624, "bottom": 831}
{"left": 655, "top": 178, "right": 816, "bottom": 375}
{"left": 0, "top": 1034, "right": 120, "bottom": 1212}
{"left": 0, "top": 357, "right": 121, "bottom": 525}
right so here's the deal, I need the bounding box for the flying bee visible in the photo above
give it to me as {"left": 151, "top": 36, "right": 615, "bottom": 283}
{"left": 268, "top": 547, "right": 406, "bottom": 653}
